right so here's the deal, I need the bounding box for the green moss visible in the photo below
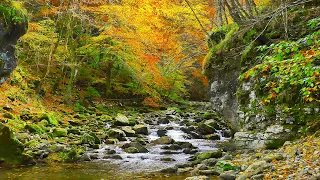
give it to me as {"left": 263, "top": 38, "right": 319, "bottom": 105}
{"left": 0, "top": 1, "right": 28, "bottom": 27}
{"left": 203, "top": 23, "right": 239, "bottom": 74}
{"left": 265, "top": 139, "right": 286, "bottom": 149}
{"left": 25, "top": 123, "right": 45, "bottom": 134}
{"left": 52, "top": 128, "right": 68, "bottom": 137}
{"left": 196, "top": 150, "right": 222, "bottom": 160}
{"left": 0, "top": 123, "right": 27, "bottom": 165}
{"left": 215, "top": 161, "right": 239, "bottom": 171}
{"left": 41, "top": 113, "right": 59, "bottom": 126}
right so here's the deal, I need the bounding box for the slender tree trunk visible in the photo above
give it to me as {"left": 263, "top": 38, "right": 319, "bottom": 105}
{"left": 105, "top": 61, "right": 113, "bottom": 97}
{"left": 217, "top": 0, "right": 224, "bottom": 27}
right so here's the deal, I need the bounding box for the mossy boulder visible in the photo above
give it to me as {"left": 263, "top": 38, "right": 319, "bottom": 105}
{"left": 81, "top": 133, "right": 95, "bottom": 145}
{"left": 133, "top": 124, "right": 148, "bottom": 135}
{"left": 113, "top": 114, "right": 130, "bottom": 126}
{"left": 0, "top": 123, "right": 34, "bottom": 165}
{"left": 89, "top": 132, "right": 101, "bottom": 144}
{"left": 196, "top": 150, "right": 223, "bottom": 160}
{"left": 52, "top": 128, "right": 68, "bottom": 137}
{"left": 152, "top": 136, "right": 174, "bottom": 145}
{"left": 124, "top": 147, "right": 139, "bottom": 153}
{"left": 41, "top": 113, "right": 59, "bottom": 126}
{"left": 121, "top": 126, "right": 135, "bottom": 137}
{"left": 121, "top": 142, "right": 148, "bottom": 153}
{"left": 25, "top": 123, "right": 45, "bottom": 134}
{"left": 106, "top": 128, "right": 126, "bottom": 140}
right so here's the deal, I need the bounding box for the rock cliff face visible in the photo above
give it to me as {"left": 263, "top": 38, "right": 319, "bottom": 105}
{"left": 0, "top": 0, "right": 28, "bottom": 83}
{"left": 204, "top": 5, "right": 320, "bottom": 149}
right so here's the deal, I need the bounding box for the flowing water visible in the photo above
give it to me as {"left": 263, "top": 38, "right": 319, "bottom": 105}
{"left": 0, "top": 110, "right": 225, "bottom": 180}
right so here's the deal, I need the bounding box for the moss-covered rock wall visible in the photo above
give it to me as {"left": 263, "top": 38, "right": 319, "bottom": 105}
{"left": 0, "top": 0, "right": 28, "bottom": 83}
{"left": 204, "top": 6, "right": 320, "bottom": 134}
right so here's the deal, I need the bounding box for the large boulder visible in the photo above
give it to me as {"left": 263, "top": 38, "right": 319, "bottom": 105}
{"left": 0, "top": 123, "right": 34, "bottom": 165}
{"left": 113, "top": 114, "right": 130, "bottom": 126}
{"left": 0, "top": 0, "right": 28, "bottom": 83}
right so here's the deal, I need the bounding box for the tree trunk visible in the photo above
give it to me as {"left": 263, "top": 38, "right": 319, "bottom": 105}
{"left": 105, "top": 61, "right": 113, "bottom": 98}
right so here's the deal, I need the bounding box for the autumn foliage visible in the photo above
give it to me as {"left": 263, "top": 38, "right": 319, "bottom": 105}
{"left": 17, "top": 0, "right": 212, "bottom": 106}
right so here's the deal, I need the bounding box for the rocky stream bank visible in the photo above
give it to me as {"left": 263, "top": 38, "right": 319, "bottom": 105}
{"left": 1, "top": 101, "right": 319, "bottom": 180}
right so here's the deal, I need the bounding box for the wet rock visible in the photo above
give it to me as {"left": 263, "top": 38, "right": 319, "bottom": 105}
{"left": 219, "top": 170, "right": 236, "bottom": 180}
{"left": 121, "top": 126, "right": 135, "bottom": 137}
{"left": 105, "top": 149, "right": 116, "bottom": 155}
{"left": 106, "top": 128, "right": 126, "bottom": 140}
{"left": 204, "top": 134, "right": 220, "bottom": 140}
{"left": 168, "top": 144, "right": 183, "bottom": 150}
{"left": 183, "top": 148, "right": 198, "bottom": 154}
{"left": 184, "top": 176, "right": 210, "bottom": 180}
{"left": 177, "top": 167, "right": 193, "bottom": 174}
{"left": 160, "top": 151, "right": 180, "bottom": 155}
{"left": 197, "top": 123, "right": 216, "bottom": 135}
{"left": 161, "top": 166, "right": 178, "bottom": 173}
{"left": 103, "top": 155, "right": 122, "bottom": 160}
{"left": 196, "top": 150, "right": 223, "bottom": 160}
{"left": 161, "top": 157, "right": 176, "bottom": 162}
{"left": 105, "top": 138, "right": 119, "bottom": 144}
{"left": 113, "top": 114, "right": 130, "bottom": 126}
{"left": 198, "top": 170, "right": 220, "bottom": 176}
{"left": 81, "top": 153, "right": 91, "bottom": 161}
{"left": 181, "top": 126, "right": 196, "bottom": 134}
{"left": 179, "top": 142, "right": 195, "bottom": 149}
{"left": 202, "top": 158, "right": 218, "bottom": 166}
{"left": 157, "top": 129, "right": 167, "bottom": 137}
{"left": 121, "top": 142, "right": 148, "bottom": 153}
{"left": 152, "top": 136, "right": 174, "bottom": 145}
{"left": 222, "top": 130, "right": 232, "bottom": 138}
{"left": 133, "top": 124, "right": 148, "bottom": 135}
{"left": 158, "top": 118, "right": 170, "bottom": 124}
{"left": 90, "top": 154, "right": 99, "bottom": 160}
{"left": 177, "top": 162, "right": 193, "bottom": 168}
{"left": 124, "top": 147, "right": 139, "bottom": 153}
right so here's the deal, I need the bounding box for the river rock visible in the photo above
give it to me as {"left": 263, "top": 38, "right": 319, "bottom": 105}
{"left": 161, "top": 166, "right": 178, "bottom": 173}
{"left": 121, "top": 126, "right": 135, "bottom": 137}
{"left": 133, "top": 124, "right": 148, "bottom": 135}
{"left": 157, "top": 129, "right": 167, "bottom": 137}
{"left": 121, "top": 142, "right": 148, "bottom": 153}
{"left": 124, "top": 147, "right": 139, "bottom": 153}
{"left": 158, "top": 118, "right": 170, "bottom": 124}
{"left": 152, "top": 136, "right": 174, "bottom": 144}
{"left": 219, "top": 170, "right": 236, "bottom": 180}
{"left": 197, "top": 123, "right": 215, "bottom": 135}
{"left": 202, "top": 158, "right": 218, "bottom": 166}
{"left": 185, "top": 176, "right": 210, "bottom": 180}
{"left": 196, "top": 150, "right": 223, "bottom": 160}
{"left": 0, "top": 123, "right": 34, "bottom": 165}
{"left": 106, "top": 128, "right": 126, "bottom": 140}
{"left": 198, "top": 170, "right": 220, "bottom": 175}
{"left": 113, "top": 114, "right": 130, "bottom": 126}
{"left": 177, "top": 167, "right": 193, "bottom": 174}
{"left": 204, "top": 134, "right": 220, "bottom": 140}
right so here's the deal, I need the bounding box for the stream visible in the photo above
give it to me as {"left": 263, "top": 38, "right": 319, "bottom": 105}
{"left": 0, "top": 106, "right": 228, "bottom": 180}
